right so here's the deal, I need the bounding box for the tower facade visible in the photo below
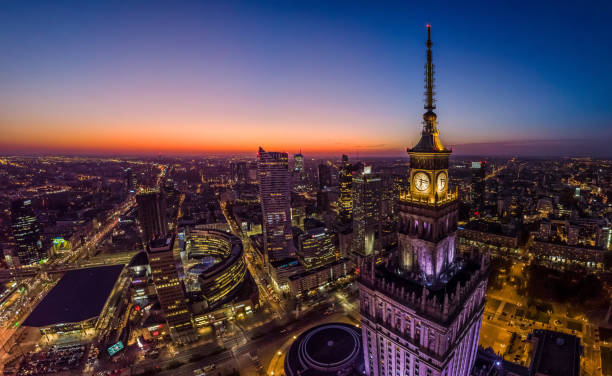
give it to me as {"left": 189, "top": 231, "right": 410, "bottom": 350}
{"left": 359, "top": 25, "right": 488, "bottom": 376}
{"left": 147, "top": 233, "right": 197, "bottom": 343}
{"left": 11, "top": 198, "right": 45, "bottom": 266}
{"left": 471, "top": 161, "right": 486, "bottom": 215}
{"left": 257, "top": 147, "right": 294, "bottom": 263}
{"left": 338, "top": 154, "right": 353, "bottom": 226}
{"left": 352, "top": 167, "right": 382, "bottom": 258}
{"left": 136, "top": 190, "right": 168, "bottom": 244}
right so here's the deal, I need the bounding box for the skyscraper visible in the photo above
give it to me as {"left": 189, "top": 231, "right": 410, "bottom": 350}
{"left": 125, "top": 168, "right": 137, "bottom": 193}
{"left": 352, "top": 166, "right": 381, "bottom": 258}
{"left": 471, "top": 161, "right": 486, "bottom": 214}
{"left": 317, "top": 163, "right": 334, "bottom": 212}
{"left": 230, "top": 161, "right": 249, "bottom": 185}
{"left": 292, "top": 152, "right": 306, "bottom": 192}
{"left": 338, "top": 154, "right": 353, "bottom": 226}
{"left": 257, "top": 147, "right": 294, "bottom": 263}
{"left": 147, "top": 233, "right": 197, "bottom": 343}
{"left": 359, "top": 26, "right": 488, "bottom": 376}
{"left": 136, "top": 190, "right": 168, "bottom": 244}
{"left": 318, "top": 163, "right": 333, "bottom": 190}
{"left": 293, "top": 152, "right": 304, "bottom": 173}
{"left": 11, "top": 198, "right": 45, "bottom": 266}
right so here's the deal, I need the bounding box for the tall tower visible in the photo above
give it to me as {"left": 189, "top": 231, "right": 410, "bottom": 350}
{"left": 359, "top": 25, "right": 489, "bottom": 376}
{"left": 257, "top": 147, "right": 294, "bottom": 264}
{"left": 338, "top": 154, "right": 353, "bottom": 226}
{"left": 136, "top": 190, "right": 168, "bottom": 244}
{"left": 11, "top": 198, "right": 45, "bottom": 266}
{"left": 147, "top": 233, "right": 197, "bottom": 343}
{"left": 352, "top": 167, "right": 381, "bottom": 259}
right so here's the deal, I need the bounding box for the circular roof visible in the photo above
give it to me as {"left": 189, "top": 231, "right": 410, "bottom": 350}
{"left": 285, "top": 323, "right": 363, "bottom": 376}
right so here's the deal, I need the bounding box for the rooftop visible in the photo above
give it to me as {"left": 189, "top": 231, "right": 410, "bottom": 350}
{"left": 23, "top": 265, "right": 124, "bottom": 327}
{"left": 529, "top": 330, "right": 582, "bottom": 376}
{"left": 284, "top": 323, "right": 364, "bottom": 376}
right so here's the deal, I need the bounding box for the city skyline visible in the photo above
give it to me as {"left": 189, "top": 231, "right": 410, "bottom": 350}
{"left": 2, "top": 1, "right": 612, "bottom": 157}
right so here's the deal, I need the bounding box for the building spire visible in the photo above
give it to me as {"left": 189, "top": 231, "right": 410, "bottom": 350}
{"left": 425, "top": 24, "right": 435, "bottom": 112}
{"left": 408, "top": 24, "right": 448, "bottom": 153}
{"left": 422, "top": 24, "right": 438, "bottom": 136}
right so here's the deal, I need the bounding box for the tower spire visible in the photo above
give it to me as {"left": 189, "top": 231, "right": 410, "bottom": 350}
{"left": 423, "top": 23, "right": 437, "bottom": 133}
{"left": 409, "top": 24, "right": 448, "bottom": 153}
{"left": 425, "top": 24, "right": 435, "bottom": 112}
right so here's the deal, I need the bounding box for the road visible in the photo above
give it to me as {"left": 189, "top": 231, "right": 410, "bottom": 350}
{"left": 129, "top": 303, "right": 360, "bottom": 376}
{"left": 220, "top": 200, "right": 287, "bottom": 318}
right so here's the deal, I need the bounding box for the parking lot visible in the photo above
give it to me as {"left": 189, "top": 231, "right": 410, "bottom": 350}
{"left": 17, "top": 344, "right": 86, "bottom": 375}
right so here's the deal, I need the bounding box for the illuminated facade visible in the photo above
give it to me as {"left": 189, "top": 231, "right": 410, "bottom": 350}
{"left": 11, "top": 198, "right": 45, "bottom": 265}
{"left": 359, "top": 26, "right": 488, "bottom": 376}
{"left": 338, "top": 154, "right": 353, "bottom": 226}
{"left": 257, "top": 147, "right": 294, "bottom": 264}
{"left": 185, "top": 228, "right": 251, "bottom": 308}
{"left": 293, "top": 152, "right": 304, "bottom": 173}
{"left": 352, "top": 167, "right": 381, "bottom": 258}
{"left": 292, "top": 152, "right": 306, "bottom": 192}
{"left": 147, "top": 234, "right": 197, "bottom": 343}
{"left": 297, "top": 227, "right": 338, "bottom": 270}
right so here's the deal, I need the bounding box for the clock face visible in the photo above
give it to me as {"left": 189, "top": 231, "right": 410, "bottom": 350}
{"left": 437, "top": 172, "right": 447, "bottom": 192}
{"left": 413, "top": 172, "right": 430, "bottom": 192}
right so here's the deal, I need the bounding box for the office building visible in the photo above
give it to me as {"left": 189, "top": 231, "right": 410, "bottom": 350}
{"left": 231, "top": 161, "right": 249, "bottom": 185}
{"left": 297, "top": 227, "right": 337, "bottom": 270}
{"left": 293, "top": 152, "right": 304, "bottom": 173}
{"left": 147, "top": 234, "right": 197, "bottom": 343}
{"left": 257, "top": 147, "right": 294, "bottom": 263}
{"left": 359, "top": 26, "right": 488, "bottom": 376}
{"left": 338, "top": 154, "right": 353, "bottom": 226}
{"left": 136, "top": 190, "right": 168, "bottom": 244}
{"left": 352, "top": 167, "right": 381, "bottom": 258}
{"left": 471, "top": 161, "right": 486, "bottom": 214}
{"left": 125, "top": 168, "right": 137, "bottom": 193}
{"left": 11, "top": 198, "right": 45, "bottom": 266}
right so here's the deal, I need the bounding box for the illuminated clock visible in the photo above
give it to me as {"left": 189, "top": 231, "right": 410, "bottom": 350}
{"left": 436, "top": 172, "right": 447, "bottom": 192}
{"left": 413, "top": 172, "right": 430, "bottom": 191}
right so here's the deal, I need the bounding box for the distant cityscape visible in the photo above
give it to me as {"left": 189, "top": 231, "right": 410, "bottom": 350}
{"left": 0, "top": 19, "right": 611, "bottom": 376}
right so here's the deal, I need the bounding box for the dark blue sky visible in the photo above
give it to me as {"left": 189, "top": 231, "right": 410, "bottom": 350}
{"left": 1, "top": 0, "right": 611, "bottom": 156}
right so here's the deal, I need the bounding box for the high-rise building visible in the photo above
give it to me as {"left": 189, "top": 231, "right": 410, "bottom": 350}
{"left": 297, "top": 227, "right": 337, "bottom": 270}
{"left": 125, "top": 168, "right": 137, "bottom": 193}
{"left": 471, "top": 161, "right": 486, "bottom": 214}
{"left": 231, "top": 161, "right": 249, "bottom": 185}
{"left": 146, "top": 233, "right": 197, "bottom": 343}
{"left": 292, "top": 152, "right": 306, "bottom": 192}
{"left": 11, "top": 199, "right": 45, "bottom": 266}
{"left": 317, "top": 163, "right": 334, "bottom": 212}
{"left": 293, "top": 152, "right": 304, "bottom": 173}
{"left": 598, "top": 226, "right": 611, "bottom": 250}
{"left": 136, "top": 190, "right": 168, "bottom": 244}
{"left": 352, "top": 166, "right": 381, "bottom": 258}
{"left": 338, "top": 155, "right": 353, "bottom": 226}
{"left": 359, "top": 25, "right": 488, "bottom": 376}
{"left": 318, "top": 163, "right": 333, "bottom": 190}
{"left": 257, "top": 147, "right": 294, "bottom": 263}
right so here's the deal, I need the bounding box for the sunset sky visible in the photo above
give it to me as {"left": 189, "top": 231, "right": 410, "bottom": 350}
{"left": 1, "top": 1, "right": 611, "bottom": 157}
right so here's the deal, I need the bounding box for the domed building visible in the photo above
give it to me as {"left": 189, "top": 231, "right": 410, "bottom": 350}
{"left": 285, "top": 323, "right": 364, "bottom": 376}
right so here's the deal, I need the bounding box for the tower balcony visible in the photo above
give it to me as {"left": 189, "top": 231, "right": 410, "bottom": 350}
{"left": 399, "top": 191, "right": 458, "bottom": 207}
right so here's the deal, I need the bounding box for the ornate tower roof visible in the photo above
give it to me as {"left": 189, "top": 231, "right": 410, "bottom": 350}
{"left": 409, "top": 25, "right": 450, "bottom": 153}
